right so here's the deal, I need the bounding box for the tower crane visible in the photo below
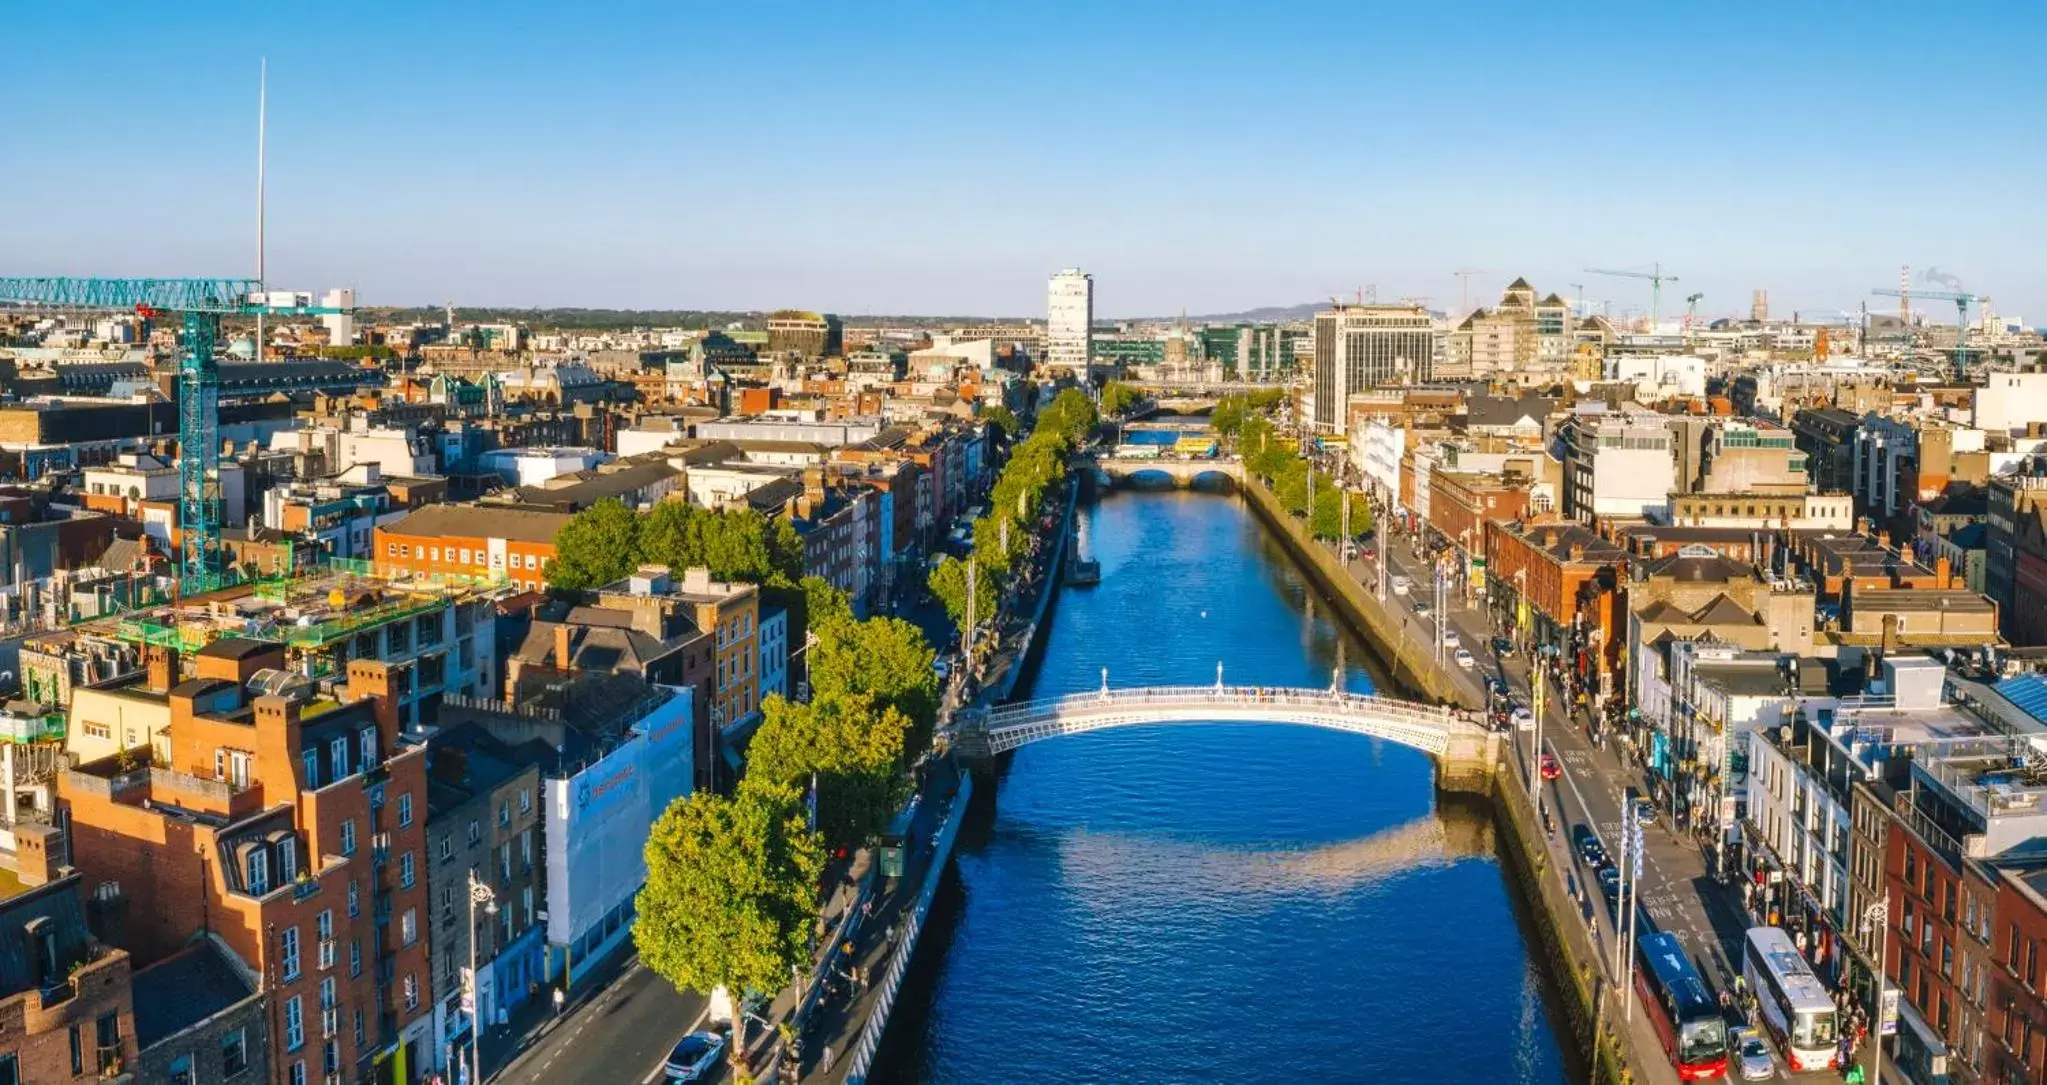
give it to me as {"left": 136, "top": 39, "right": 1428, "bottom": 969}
{"left": 1870, "top": 285, "right": 1982, "bottom": 378}
{"left": 1682, "top": 293, "right": 1704, "bottom": 345}
{"left": 1585, "top": 264, "right": 1679, "bottom": 329}
{"left": 0, "top": 277, "right": 351, "bottom": 594}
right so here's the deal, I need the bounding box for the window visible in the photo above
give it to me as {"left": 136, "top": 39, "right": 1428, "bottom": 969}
{"left": 387, "top": 542, "right": 397, "bottom": 556}
{"left": 347, "top": 880, "right": 360, "bottom": 917}
{"left": 401, "top": 908, "right": 417, "bottom": 946}
{"left": 400, "top": 850, "right": 415, "bottom": 889}
{"left": 439, "top": 834, "right": 452, "bottom": 860}
{"left": 222, "top": 1027, "right": 249, "bottom": 1075}
{"left": 320, "top": 975, "right": 337, "bottom": 1010}
{"left": 398, "top": 792, "right": 413, "bottom": 828}
{"left": 1906, "top": 848, "right": 1917, "bottom": 885}
{"left": 521, "top": 828, "right": 533, "bottom": 870}
{"left": 520, "top": 787, "right": 532, "bottom": 814}
{"left": 317, "top": 909, "right": 333, "bottom": 941}
{"left": 324, "top": 1039, "right": 340, "bottom": 1075}
{"left": 331, "top": 736, "right": 348, "bottom": 780}
{"left": 500, "top": 841, "right": 511, "bottom": 883}
{"left": 359, "top": 727, "right": 376, "bottom": 769}
{"left": 404, "top": 972, "right": 419, "bottom": 1010}
{"left": 349, "top": 938, "right": 362, "bottom": 978}
{"left": 70, "top": 1022, "right": 84, "bottom": 1075}
{"left": 468, "top": 819, "right": 480, "bottom": 845}
{"left": 354, "top": 1009, "right": 364, "bottom": 1051}
{"left": 524, "top": 554, "right": 536, "bottom": 570}
{"left": 303, "top": 749, "right": 320, "bottom": 789}
{"left": 340, "top": 819, "right": 357, "bottom": 857}
{"left": 499, "top": 798, "right": 510, "bottom": 827}
{"left": 1943, "top": 939, "right": 1954, "bottom": 979}
{"left": 285, "top": 994, "right": 305, "bottom": 1050}
{"left": 281, "top": 926, "right": 301, "bottom": 980}
{"left": 2030, "top": 939, "right": 2040, "bottom": 988}
{"left": 248, "top": 850, "right": 271, "bottom": 895}
{"left": 278, "top": 838, "right": 297, "bottom": 883}
{"left": 523, "top": 886, "right": 534, "bottom": 928}
{"left": 290, "top": 1062, "right": 306, "bottom": 1085}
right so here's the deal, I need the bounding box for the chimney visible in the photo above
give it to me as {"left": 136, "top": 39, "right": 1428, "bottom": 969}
{"left": 553, "top": 623, "right": 574, "bottom": 669}
{"left": 145, "top": 644, "right": 180, "bottom": 694}
{"left": 1935, "top": 555, "right": 1952, "bottom": 590}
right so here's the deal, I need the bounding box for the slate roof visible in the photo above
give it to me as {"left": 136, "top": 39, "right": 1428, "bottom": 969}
{"left": 381, "top": 504, "right": 573, "bottom": 545}
{"left": 0, "top": 875, "right": 92, "bottom": 999}
{"left": 132, "top": 939, "right": 256, "bottom": 1048}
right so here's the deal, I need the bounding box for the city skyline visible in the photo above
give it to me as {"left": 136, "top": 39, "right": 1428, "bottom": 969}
{"left": 8, "top": 1, "right": 2045, "bottom": 322}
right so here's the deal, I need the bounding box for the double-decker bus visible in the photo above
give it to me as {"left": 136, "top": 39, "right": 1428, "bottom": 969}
{"left": 1634, "top": 931, "right": 1729, "bottom": 1080}
{"left": 1744, "top": 926, "right": 1838, "bottom": 1071}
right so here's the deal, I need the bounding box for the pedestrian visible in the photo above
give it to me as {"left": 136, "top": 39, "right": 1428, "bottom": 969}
{"left": 862, "top": 898, "right": 874, "bottom": 920}
{"left": 821, "top": 1045, "right": 836, "bottom": 1075}
{"left": 552, "top": 986, "right": 564, "bottom": 1017}
{"left": 885, "top": 922, "right": 898, "bottom": 948}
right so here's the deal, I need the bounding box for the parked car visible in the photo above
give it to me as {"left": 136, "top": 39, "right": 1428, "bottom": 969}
{"left": 1539, "top": 752, "right": 1561, "bottom": 780}
{"left": 1510, "top": 706, "right": 1534, "bottom": 731}
{"left": 1597, "top": 864, "right": 1622, "bottom": 911}
{"left": 1572, "top": 825, "right": 1608, "bottom": 869}
{"left": 665, "top": 1031, "right": 726, "bottom": 1083}
{"left": 1735, "top": 1026, "right": 1774, "bottom": 1081}
{"left": 1391, "top": 575, "right": 1411, "bottom": 596}
{"left": 1453, "top": 647, "right": 1476, "bottom": 668}
{"left": 1440, "top": 629, "right": 1461, "bottom": 649}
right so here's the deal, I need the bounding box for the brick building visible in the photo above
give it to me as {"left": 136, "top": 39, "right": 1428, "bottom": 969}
{"left": 374, "top": 505, "right": 573, "bottom": 594}
{"left": 0, "top": 874, "right": 138, "bottom": 1083}
{"left": 60, "top": 653, "right": 435, "bottom": 1084}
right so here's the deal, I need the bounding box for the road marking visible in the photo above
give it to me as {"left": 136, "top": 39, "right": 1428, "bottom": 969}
{"left": 641, "top": 1003, "right": 715, "bottom": 1084}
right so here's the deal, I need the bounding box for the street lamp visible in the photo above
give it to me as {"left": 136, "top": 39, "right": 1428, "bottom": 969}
{"left": 1863, "top": 901, "right": 1891, "bottom": 1083}
{"left": 466, "top": 870, "right": 499, "bottom": 1085}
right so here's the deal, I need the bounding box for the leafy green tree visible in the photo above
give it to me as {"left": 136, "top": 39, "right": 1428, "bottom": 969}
{"left": 546, "top": 499, "right": 642, "bottom": 591}
{"left": 809, "top": 615, "right": 938, "bottom": 753}
{"left": 928, "top": 554, "right": 999, "bottom": 639}
{"left": 1101, "top": 382, "right": 1144, "bottom": 417}
{"left": 981, "top": 404, "right": 1021, "bottom": 438}
{"left": 743, "top": 694, "right": 908, "bottom": 852}
{"left": 635, "top": 785, "right": 822, "bottom": 1075}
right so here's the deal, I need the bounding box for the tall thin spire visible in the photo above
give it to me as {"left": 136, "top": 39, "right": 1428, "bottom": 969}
{"left": 255, "top": 57, "right": 268, "bottom": 360}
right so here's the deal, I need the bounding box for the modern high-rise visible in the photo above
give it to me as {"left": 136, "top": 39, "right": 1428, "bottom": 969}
{"left": 1308, "top": 304, "right": 1433, "bottom": 432}
{"left": 1045, "top": 268, "right": 1093, "bottom": 377}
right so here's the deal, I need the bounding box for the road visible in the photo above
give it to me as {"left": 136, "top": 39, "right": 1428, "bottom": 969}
{"left": 1355, "top": 528, "right": 1833, "bottom": 1082}
{"left": 491, "top": 959, "right": 712, "bottom": 1085}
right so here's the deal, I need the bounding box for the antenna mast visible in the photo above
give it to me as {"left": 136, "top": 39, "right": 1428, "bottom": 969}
{"left": 255, "top": 58, "right": 268, "bottom": 360}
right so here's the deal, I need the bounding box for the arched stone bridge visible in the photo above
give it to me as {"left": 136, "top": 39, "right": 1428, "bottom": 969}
{"left": 950, "top": 683, "right": 1501, "bottom": 792}
{"left": 1093, "top": 456, "right": 1245, "bottom": 489}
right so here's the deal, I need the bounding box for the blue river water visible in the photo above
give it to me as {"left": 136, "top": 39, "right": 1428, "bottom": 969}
{"left": 874, "top": 489, "right": 1578, "bottom": 1084}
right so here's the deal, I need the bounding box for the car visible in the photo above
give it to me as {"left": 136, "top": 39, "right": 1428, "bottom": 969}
{"left": 1539, "top": 752, "right": 1561, "bottom": 780}
{"left": 1572, "top": 826, "right": 1608, "bottom": 869}
{"left": 1492, "top": 637, "right": 1515, "bottom": 657}
{"left": 1452, "top": 648, "right": 1476, "bottom": 668}
{"left": 1360, "top": 545, "right": 1376, "bottom": 560}
{"left": 1440, "top": 630, "right": 1461, "bottom": 649}
{"left": 1391, "top": 576, "right": 1411, "bottom": 596}
{"left": 1734, "top": 1026, "right": 1774, "bottom": 1080}
{"left": 1412, "top": 601, "right": 1432, "bottom": 617}
{"left": 1597, "top": 865, "right": 1622, "bottom": 910}
{"left": 664, "top": 1031, "right": 726, "bottom": 1082}
{"left": 1511, "top": 706, "right": 1535, "bottom": 731}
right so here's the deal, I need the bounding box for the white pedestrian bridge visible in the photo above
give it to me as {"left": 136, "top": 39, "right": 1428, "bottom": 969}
{"left": 949, "top": 683, "right": 1502, "bottom": 791}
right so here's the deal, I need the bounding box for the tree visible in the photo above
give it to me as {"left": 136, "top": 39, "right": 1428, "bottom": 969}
{"left": 743, "top": 693, "right": 908, "bottom": 852}
{"left": 547, "top": 499, "right": 641, "bottom": 591}
{"left": 1101, "top": 382, "right": 1143, "bottom": 417}
{"left": 927, "top": 554, "right": 998, "bottom": 640}
{"left": 635, "top": 785, "right": 821, "bottom": 1078}
{"left": 981, "top": 404, "right": 1021, "bottom": 438}
{"left": 809, "top": 615, "right": 938, "bottom": 753}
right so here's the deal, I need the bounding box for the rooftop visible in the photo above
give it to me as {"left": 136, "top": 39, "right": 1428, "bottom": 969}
{"left": 131, "top": 939, "right": 256, "bottom": 1048}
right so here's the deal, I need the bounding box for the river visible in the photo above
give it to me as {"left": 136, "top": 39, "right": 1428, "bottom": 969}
{"left": 874, "top": 487, "right": 1577, "bottom": 1084}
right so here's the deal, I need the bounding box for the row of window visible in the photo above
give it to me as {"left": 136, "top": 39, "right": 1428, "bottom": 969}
{"left": 386, "top": 540, "right": 547, "bottom": 572}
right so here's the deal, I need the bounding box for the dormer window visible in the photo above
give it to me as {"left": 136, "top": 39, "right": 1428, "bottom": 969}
{"left": 358, "top": 727, "right": 377, "bottom": 770}
{"left": 302, "top": 749, "right": 320, "bottom": 790}
{"left": 248, "top": 849, "right": 270, "bottom": 895}
{"left": 330, "top": 736, "right": 348, "bottom": 780}
{"left": 279, "top": 838, "right": 298, "bottom": 882}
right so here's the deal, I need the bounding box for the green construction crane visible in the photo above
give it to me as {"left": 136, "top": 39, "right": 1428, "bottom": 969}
{"left": 0, "top": 277, "right": 350, "bottom": 594}
{"left": 1871, "top": 286, "right": 1983, "bottom": 378}
{"left": 1586, "top": 263, "right": 1679, "bottom": 329}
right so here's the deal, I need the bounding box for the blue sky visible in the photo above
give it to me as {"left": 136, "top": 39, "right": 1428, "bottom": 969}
{"left": 7, "top": 1, "right": 2043, "bottom": 322}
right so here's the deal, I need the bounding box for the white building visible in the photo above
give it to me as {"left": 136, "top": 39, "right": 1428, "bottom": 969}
{"left": 321, "top": 287, "right": 356, "bottom": 346}
{"left": 543, "top": 685, "right": 693, "bottom": 982}
{"left": 1350, "top": 419, "right": 1405, "bottom": 508}
{"left": 479, "top": 447, "right": 612, "bottom": 488}
{"left": 1045, "top": 268, "right": 1093, "bottom": 377}
{"left": 1609, "top": 353, "right": 1707, "bottom": 400}
{"left": 1972, "top": 370, "right": 2047, "bottom": 436}
{"left": 1561, "top": 405, "right": 1675, "bottom": 522}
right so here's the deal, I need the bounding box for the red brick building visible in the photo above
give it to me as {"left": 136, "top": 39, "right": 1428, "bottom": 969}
{"left": 374, "top": 504, "right": 572, "bottom": 594}
{"left": 0, "top": 874, "right": 138, "bottom": 1083}
{"left": 61, "top": 646, "right": 435, "bottom": 1085}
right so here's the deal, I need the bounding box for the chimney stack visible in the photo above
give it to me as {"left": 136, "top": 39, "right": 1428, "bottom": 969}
{"left": 553, "top": 624, "right": 574, "bottom": 670}
{"left": 145, "top": 644, "right": 180, "bottom": 695}
{"left": 1935, "top": 555, "right": 1952, "bottom": 590}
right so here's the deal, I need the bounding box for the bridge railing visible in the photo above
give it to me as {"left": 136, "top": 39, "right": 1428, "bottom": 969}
{"left": 984, "top": 685, "right": 1477, "bottom": 732}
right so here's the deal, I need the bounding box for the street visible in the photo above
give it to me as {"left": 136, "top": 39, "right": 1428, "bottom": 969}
{"left": 1356, "top": 529, "right": 1834, "bottom": 1082}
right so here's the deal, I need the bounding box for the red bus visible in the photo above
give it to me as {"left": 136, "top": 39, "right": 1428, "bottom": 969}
{"left": 1635, "top": 931, "right": 1730, "bottom": 1080}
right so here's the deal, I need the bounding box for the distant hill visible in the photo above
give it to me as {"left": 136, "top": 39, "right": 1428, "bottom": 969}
{"left": 1140, "top": 302, "right": 1325, "bottom": 324}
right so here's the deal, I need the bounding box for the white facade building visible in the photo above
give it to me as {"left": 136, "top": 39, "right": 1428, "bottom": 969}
{"left": 321, "top": 287, "right": 356, "bottom": 346}
{"left": 1350, "top": 419, "right": 1405, "bottom": 507}
{"left": 1609, "top": 353, "right": 1707, "bottom": 400}
{"left": 1972, "top": 371, "right": 2047, "bottom": 436}
{"left": 1045, "top": 268, "right": 1094, "bottom": 376}
{"left": 479, "top": 447, "right": 612, "bottom": 488}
